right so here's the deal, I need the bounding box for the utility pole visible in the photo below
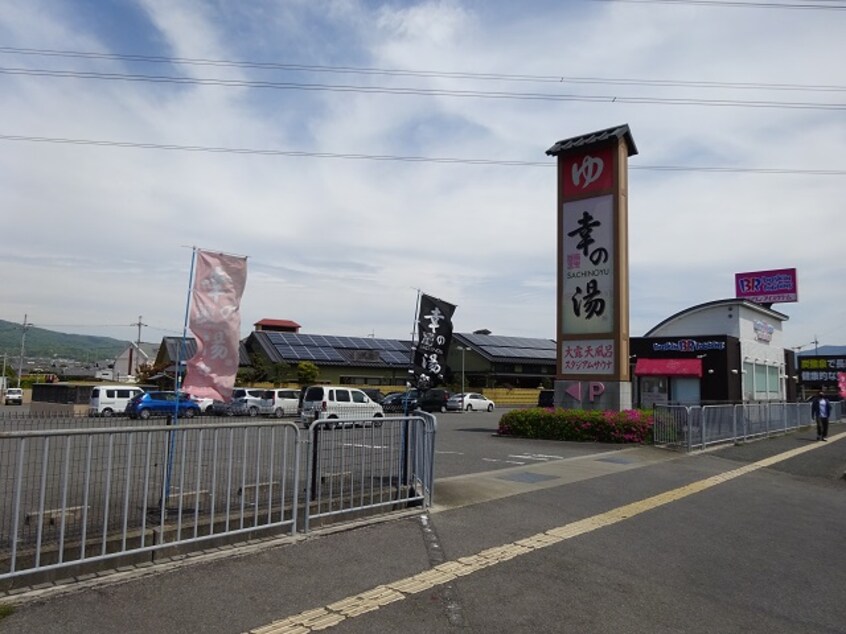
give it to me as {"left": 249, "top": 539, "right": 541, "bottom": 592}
{"left": 129, "top": 315, "right": 148, "bottom": 375}
{"left": 17, "top": 314, "right": 30, "bottom": 388}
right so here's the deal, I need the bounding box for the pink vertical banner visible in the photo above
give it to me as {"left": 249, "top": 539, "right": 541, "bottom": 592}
{"left": 182, "top": 249, "right": 248, "bottom": 402}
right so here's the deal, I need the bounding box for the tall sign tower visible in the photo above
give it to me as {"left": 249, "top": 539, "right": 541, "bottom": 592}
{"left": 546, "top": 125, "right": 638, "bottom": 410}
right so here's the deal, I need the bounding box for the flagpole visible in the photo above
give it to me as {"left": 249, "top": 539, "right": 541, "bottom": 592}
{"left": 164, "top": 246, "right": 196, "bottom": 514}
{"left": 175, "top": 246, "right": 198, "bottom": 394}
{"left": 409, "top": 288, "right": 421, "bottom": 372}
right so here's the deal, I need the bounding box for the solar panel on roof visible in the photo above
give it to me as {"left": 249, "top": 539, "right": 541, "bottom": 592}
{"left": 380, "top": 350, "right": 411, "bottom": 365}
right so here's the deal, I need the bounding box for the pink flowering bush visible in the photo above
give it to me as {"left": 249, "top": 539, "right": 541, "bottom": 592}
{"left": 498, "top": 407, "right": 653, "bottom": 444}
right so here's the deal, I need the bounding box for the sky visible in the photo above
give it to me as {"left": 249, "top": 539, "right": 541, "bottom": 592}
{"left": 0, "top": 0, "right": 844, "bottom": 354}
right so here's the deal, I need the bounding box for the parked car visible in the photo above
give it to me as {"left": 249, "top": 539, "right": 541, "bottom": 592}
{"left": 89, "top": 385, "right": 144, "bottom": 417}
{"left": 231, "top": 387, "right": 270, "bottom": 417}
{"left": 361, "top": 388, "right": 385, "bottom": 404}
{"left": 537, "top": 389, "right": 555, "bottom": 408}
{"left": 262, "top": 388, "right": 300, "bottom": 418}
{"left": 382, "top": 391, "right": 418, "bottom": 413}
{"left": 446, "top": 392, "right": 495, "bottom": 412}
{"left": 125, "top": 391, "right": 200, "bottom": 420}
{"left": 4, "top": 387, "right": 23, "bottom": 405}
{"left": 300, "top": 385, "right": 384, "bottom": 426}
{"left": 190, "top": 395, "right": 216, "bottom": 414}
{"left": 211, "top": 400, "right": 238, "bottom": 416}
{"left": 419, "top": 388, "right": 451, "bottom": 413}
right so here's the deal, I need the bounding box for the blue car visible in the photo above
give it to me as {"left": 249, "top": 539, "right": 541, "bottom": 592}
{"left": 126, "top": 391, "right": 201, "bottom": 420}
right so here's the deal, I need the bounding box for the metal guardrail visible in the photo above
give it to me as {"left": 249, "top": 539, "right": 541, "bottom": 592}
{"left": 304, "top": 413, "right": 436, "bottom": 532}
{"left": 0, "top": 412, "right": 436, "bottom": 586}
{"left": 653, "top": 401, "right": 842, "bottom": 452}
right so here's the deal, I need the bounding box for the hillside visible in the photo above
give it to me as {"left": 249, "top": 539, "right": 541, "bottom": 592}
{"left": 798, "top": 345, "right": 846, "bottom": 356}
{"left": 0, "top": 319, "right": 129, "bottom": 362}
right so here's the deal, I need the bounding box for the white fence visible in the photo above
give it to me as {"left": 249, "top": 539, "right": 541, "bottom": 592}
{"left": 653, "top": 401, "right": 842, "bottom": 452}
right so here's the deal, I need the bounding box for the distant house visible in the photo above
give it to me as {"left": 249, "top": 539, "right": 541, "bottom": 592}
{"left": 150, "top": 336, "right": 252, "bottom": 386}
{"left": 113, "top": 342, "right": 160, "bottom": 380}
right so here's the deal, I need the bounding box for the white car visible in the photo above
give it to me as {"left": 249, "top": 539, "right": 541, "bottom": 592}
{"left": 300, "top": 385, "right": 384, "bottom": 426}
{"left": 446, "top": 392, "right": 495, "bottom": 412}
{"left": 262, "top": 389, "right": 300, "bottom": 418}
{"left": 190, "top": 395, "right": 216, "bottom": 415}
{"left": 4, "top": 387, "right": 23, "bottom": 405}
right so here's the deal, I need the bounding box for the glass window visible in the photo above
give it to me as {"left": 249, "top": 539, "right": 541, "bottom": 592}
{"left": 106, "top": 390, "right": 115, "bottom": 398}
{"left": 767, "top": 365, "right": 780, "bottom": 395}
{"left": 351, "top": 390, "right": 366, "bottom": 403}
{"left": 335, "top": 389, "right": 351, "bottom": 402}
{"left": 754, "top": 363, "right": 768, "bottom": 399}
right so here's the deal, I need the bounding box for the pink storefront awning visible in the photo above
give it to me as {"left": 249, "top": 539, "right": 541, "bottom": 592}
{"left": 634, "top": 358, "right": 702, "bottom": 378}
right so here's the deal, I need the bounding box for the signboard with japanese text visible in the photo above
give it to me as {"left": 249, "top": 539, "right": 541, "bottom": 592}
{"left": 560, "top": 145, "right": 615, "bottom": 197}
{"left": 798, "top": 355, "right": 846, "bottom": 388}
{"left": 548, "top": 125, "right": 636, "bottom": 385}
{"left": 182, "top": 249, "right": 248, "bottom": 402}
{"left": 561, "top": 339, "right": 615, "bottom": 375}
{"left": 735, "top": 268, "right": 798, "bottom": 304}
{"left": 413, "top": 294, "right": 456, "bottom": 389}
{"left": 562, "top": 195, "right": 614, "bottom": 335}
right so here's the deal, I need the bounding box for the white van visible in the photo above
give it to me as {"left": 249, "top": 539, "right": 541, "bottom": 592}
{"left": 300, "top": 385, "right": 384, "bottom": 426}
{"left": 262, "top": 389, "right": 300, "bottom": 418}
{"left": 89, "top": 385, "right": 144, "bottom": 417}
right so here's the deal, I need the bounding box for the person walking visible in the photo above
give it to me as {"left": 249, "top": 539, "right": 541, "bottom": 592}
{"left": 812, "top": 390, "right": 831, "bottom": 441}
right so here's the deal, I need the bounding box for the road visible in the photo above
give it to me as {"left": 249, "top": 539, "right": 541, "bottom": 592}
{"left": 1, "top": 411, "right": 846, "bottom": 633}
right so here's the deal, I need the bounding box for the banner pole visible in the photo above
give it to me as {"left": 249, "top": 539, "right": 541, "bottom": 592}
{"left": 164, "top": 246, "right": 197, "bottom": 512}
{"left": 175, "top": 247, "right": 198, "bottom": 394}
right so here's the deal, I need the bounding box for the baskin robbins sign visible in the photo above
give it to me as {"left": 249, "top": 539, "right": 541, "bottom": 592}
{"left": 735, "top": 268, "right": 798, "bottom": 304}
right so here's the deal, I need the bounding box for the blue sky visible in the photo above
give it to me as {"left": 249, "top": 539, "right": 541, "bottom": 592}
{"left": 0, "top": 0, "right": 844, "bottom": 353}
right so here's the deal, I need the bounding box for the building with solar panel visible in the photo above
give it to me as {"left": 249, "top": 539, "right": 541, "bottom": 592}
{"left": 151, "top": 324, "right": 558, "bottom": 393}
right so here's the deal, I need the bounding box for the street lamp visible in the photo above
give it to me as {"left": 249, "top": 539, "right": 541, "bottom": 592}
{"left": 456, "top": 346, "right": 467, "bottom": 413}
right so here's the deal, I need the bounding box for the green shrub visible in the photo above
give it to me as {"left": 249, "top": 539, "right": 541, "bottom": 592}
{"left": 498, "top": 407, "right": 653, "bottom": 444}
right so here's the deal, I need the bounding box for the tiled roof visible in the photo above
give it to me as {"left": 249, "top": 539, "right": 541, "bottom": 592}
{"left": 545, "top": 123, "right": 638, "bottom": 157}
{"left": 254, "top": 318, "right": 301, "bottom": 329}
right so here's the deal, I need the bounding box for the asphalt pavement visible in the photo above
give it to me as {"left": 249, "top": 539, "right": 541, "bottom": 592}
{"left": 2, "top": 413, "right": 845, "bottom": 633}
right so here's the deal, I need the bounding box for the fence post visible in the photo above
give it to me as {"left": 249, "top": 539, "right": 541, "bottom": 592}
{"left": 686, "top": 407, "right": 692, "bottom": 453}
{"left": 732, "top": 405, "right": 738, "bottom": 444}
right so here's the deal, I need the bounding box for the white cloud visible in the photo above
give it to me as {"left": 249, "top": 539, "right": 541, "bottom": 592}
{"left": 0, "top": 0, "right": 843, "bottom": 352}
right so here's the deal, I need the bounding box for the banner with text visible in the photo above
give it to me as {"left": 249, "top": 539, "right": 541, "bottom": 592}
{"left": 182, "top": 250, "right": 248, "bottom": 402}
{"left": 413, "top": 294, "right": 456, "bottom": 389}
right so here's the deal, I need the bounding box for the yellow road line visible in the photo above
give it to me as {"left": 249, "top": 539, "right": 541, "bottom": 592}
{"left": 246, "top": 433, "right": 843, "bottom": 633}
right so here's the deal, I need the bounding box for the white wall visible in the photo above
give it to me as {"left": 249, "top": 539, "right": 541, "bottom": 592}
{"left": 650, "top": 304, "right": 741, "bottom": 338}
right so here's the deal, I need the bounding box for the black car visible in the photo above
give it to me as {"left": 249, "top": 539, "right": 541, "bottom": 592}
{"left": 537, "top": 389, "right": 555, "bottom": 408}
{"left": 382, "top": 391, "right": 418, "bottom": 413}
{"left": 419, "top": 388, "right": 451, "bottom": 413}
{"left": 361, "top": 388, "right": 385, "bottom": 404}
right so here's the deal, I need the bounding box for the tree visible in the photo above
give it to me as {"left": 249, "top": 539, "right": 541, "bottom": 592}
{"left": 240, "top": 351, "right": 288, "bottom": 386}
{"left": 135, "top": 362, "right": 156, "bottom": 385}
{"left": 296, "top": 361, "right": 319, "bottom": 386}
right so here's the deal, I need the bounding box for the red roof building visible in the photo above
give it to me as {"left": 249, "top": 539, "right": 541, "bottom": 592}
{"left": 254, "top": 319, "right": 301, "bottom": 333}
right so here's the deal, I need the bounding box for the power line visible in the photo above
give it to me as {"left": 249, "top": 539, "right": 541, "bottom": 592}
{"left": 1, "top": 66, "right": 844, "bottom": 111}
{"left": 591, "top": 0, "right": 846, "bottom": 9}
{"left": 1, "top": 133, "right": 844, "bottom": 175}
{"left": 1, "top": 46, "right": 843, "bottom": 93}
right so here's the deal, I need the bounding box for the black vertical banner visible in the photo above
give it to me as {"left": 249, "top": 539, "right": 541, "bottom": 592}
{"left": 413, "top": 294, "right": 456, "bottom": 388}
